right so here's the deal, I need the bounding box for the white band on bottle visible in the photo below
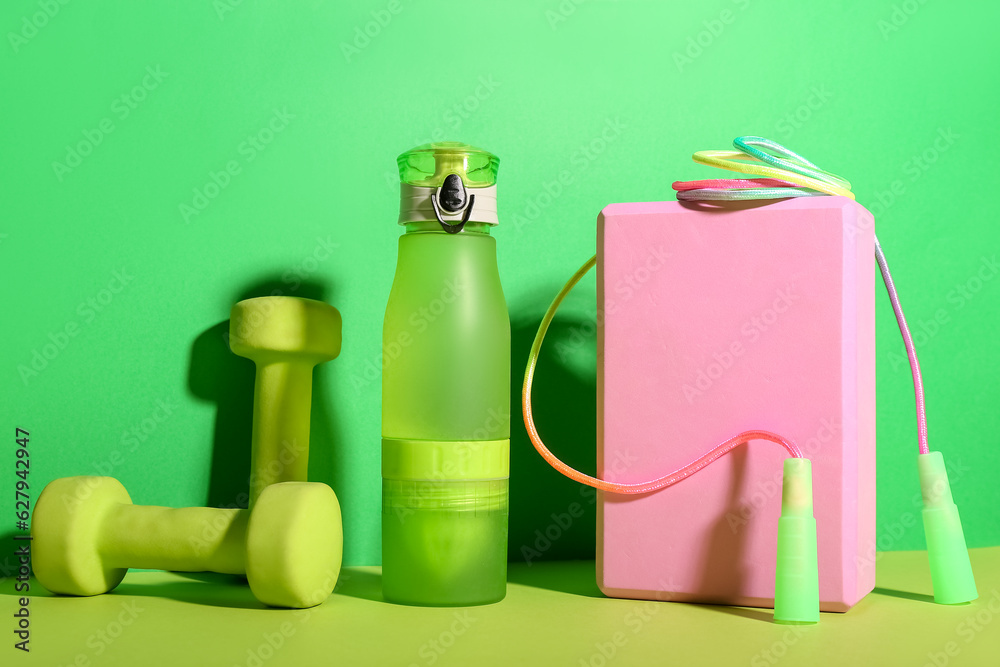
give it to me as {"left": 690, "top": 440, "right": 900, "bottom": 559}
{"left": 398, "top": 183, "right": 499, "bottom": 226}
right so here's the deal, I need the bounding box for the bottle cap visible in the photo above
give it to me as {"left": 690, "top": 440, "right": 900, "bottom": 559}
{"left": 397, "top": 142, "right": 499, "bottom": 188}
{"left": 396, "top": 142, "right": 500, "bottom": 230}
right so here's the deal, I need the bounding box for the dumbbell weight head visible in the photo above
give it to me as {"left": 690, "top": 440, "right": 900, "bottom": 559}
{"left": 229, "top": 296, "right": 342, "bottom": 364}
{"left": 247, "top": 481, "right": 343, "bottom": 608}
{"left": 32, "top": 476, "right": 343, "bottom": 608}
{"left": 32, "top": 476, "right": 132, "bottom": 596}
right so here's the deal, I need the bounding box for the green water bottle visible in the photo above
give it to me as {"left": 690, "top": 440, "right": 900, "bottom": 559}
{"left": 382, "top": 142, "right": 510, "bottom": 606}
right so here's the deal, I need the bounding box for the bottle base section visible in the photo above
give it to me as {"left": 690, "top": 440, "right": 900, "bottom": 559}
{"left": 382, "top": 478, "right": 509, "bottom": 606}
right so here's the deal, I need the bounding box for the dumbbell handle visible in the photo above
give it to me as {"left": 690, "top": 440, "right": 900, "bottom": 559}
{"left": 249, "top": 360, "right": 315, "bottom": 506}
{"left": 102, "top": 504, "right": 247, "bottom": 574}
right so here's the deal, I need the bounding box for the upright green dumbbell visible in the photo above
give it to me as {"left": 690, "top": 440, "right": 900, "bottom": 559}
{"left": 229, "top": 297, "right": 342, "bottom": 505}
{"left": 32, "top": 476, "right": 342, "bottom": 608}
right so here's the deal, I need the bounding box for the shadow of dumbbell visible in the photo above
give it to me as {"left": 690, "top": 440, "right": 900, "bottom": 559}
{"left": 188, "top": 279, "right": 347, "bottom": 515}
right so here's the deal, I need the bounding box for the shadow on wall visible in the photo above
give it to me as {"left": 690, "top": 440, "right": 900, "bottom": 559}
{"left": 0, "top": 532, "right": 26, "bottom": 591}
{"left": 694, "top": 446, "right": 751, "bottom": 601}
{"left": 186, "top": 278, "right": 348, "bottom": 512}
{"left": 508, "top": 312, "right": 598, "bottom": 565}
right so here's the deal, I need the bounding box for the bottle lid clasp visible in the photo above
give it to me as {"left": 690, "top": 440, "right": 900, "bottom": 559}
{"left": 430, "top": 173, "right": 477, "bottom": 234}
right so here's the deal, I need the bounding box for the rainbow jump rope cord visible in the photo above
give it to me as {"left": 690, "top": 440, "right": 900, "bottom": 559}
{"left": 669, "top": 136, "right": 976, "bottom": 605}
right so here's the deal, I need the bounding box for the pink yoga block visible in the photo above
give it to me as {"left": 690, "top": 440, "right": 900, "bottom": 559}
{"left": 596, "top": 197, "right": 875, "bottom": 612}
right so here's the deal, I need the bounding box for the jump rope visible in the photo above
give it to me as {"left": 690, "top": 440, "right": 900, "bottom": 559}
{"left": 523, "top": 136, "right": 926, "bottom": 489}
{"left": 521, "top": 136, "right": 976, "bottom": 614}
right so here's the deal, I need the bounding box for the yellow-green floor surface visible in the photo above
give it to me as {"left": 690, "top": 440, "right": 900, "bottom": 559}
{"left": 5, "top": 547, "right": 999, "bottom": 666}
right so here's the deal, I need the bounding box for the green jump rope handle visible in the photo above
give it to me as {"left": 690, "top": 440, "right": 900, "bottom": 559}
{"left": 918, "top": 451, "right": 978, "bottom": 604}
{"left": 774, "top": 458, "right": 820, "bottom": 624}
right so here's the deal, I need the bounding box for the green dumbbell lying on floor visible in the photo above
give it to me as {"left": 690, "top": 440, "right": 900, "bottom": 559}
{"left": 229, "top": 296, "right": 342, "bottom": 505}
{"left": 31, "top": 476, "right": 342, "bottom": 608}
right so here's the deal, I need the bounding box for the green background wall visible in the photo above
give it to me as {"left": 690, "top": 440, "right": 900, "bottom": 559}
{"left": 2, "top": 0, "right": 998, "bottom": 569}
